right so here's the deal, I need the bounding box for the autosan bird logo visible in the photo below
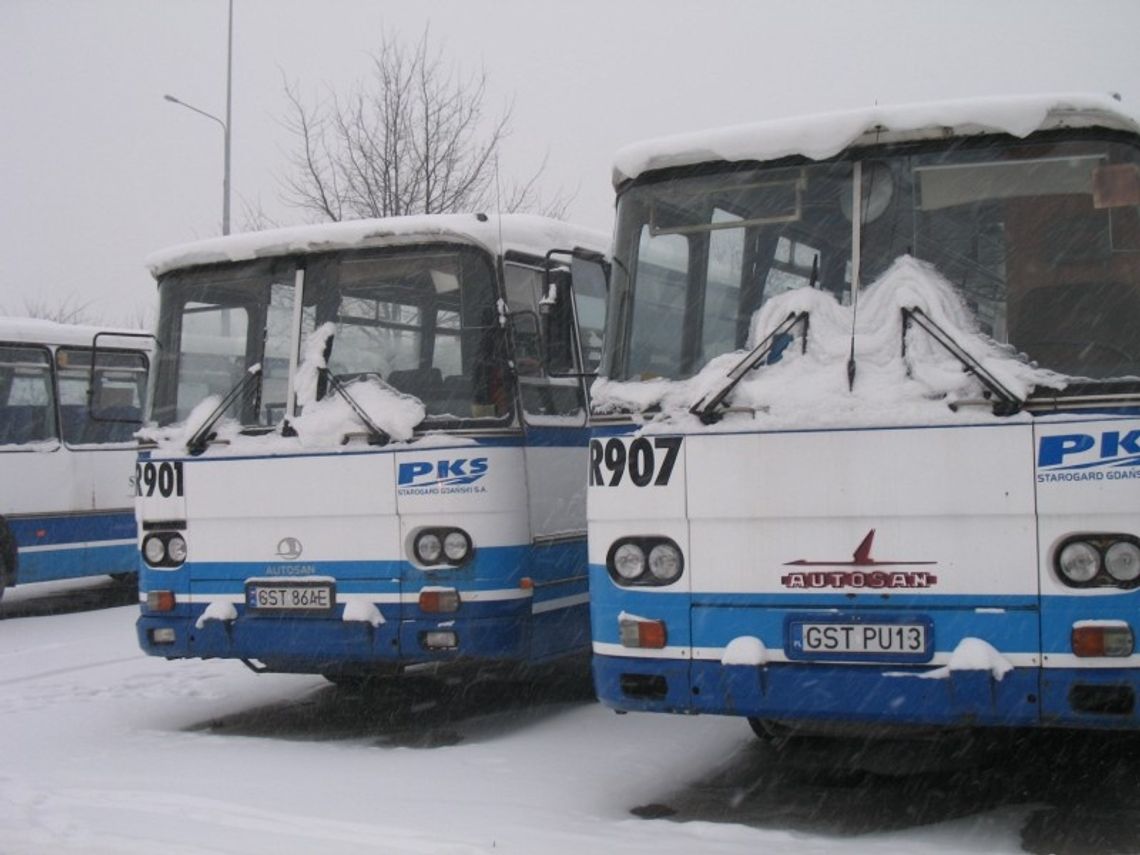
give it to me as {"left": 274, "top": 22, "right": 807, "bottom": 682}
{"left": 780, "top": 529, "right": 938, "bottom": 589}
{"left": 275, "top": 537, "right": 303, "bottom": 560}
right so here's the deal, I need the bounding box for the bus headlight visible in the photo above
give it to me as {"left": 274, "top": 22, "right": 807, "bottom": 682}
{"left": 1058, "top": 541, "right": 1101, "bottom": 584}
{"left": 411, "top": 528, "right": 474, "bottom": 567}
{"left": 166, "top": 535, "right": 188, "bottom": 565}
{"left": 648, "top": 542, "right": 683, "bottom": 583}
{"left": 142, "top": 532, "right": 188, "bottom": 568}
{"left": 443, "top": 530, "right": 471, "bottom": 563}
{"left": 612, "top": 542, "right": 645, "bottom": 581}
{"left": 414, "top": 532, "right": 443, "bottom": 564}
{"left": 607, "top": 537, "right": 684, "bottom": 587}
{"left": 1056, "top": 535, "right": 1140, "bottom": 588}
{"left": 1106, "top": 542, "right": 1140, "bottom": 583}
{"left": 143, "top": 536, "right": 167, "bottom": 566}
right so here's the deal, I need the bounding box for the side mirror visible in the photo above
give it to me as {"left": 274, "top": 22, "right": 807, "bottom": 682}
{"left": 541, "top": 247, "right": 610, "bottom": 378}
{"left": 507, "top": 311, "right": 543, "bottom": 377}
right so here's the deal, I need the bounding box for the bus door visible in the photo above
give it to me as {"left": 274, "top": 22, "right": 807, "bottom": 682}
{"left": 505, "top": 260, "right": 594, "bottom": 658}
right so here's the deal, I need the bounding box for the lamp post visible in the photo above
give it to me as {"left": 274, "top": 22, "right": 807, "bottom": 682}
{"left": 162, "top": 0, "right": 233, "bottom": 235}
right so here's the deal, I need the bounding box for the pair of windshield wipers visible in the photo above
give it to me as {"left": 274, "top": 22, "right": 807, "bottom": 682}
{"left": 185, "top": 365, "right": 394, "bottom": 455}
{"left": 688, "top": 305, "right": 1025, "bottom": 425}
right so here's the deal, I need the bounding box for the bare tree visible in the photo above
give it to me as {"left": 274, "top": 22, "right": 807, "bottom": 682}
{"left": 279, "top": 28, "right": 570, "bottom": 221}
{"left": 12, "top": 294, "right": 101, "bottom": 326}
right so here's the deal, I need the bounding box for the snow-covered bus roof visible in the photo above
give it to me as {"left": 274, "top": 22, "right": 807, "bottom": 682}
{"left": 613, "top": 93, "right": 1140, "bottom": 187}
{"left": 147, "top": 213, "right": 609, "bottom": 278}
{"left": 0, "top": 317, "right": 148, "bottom": 350}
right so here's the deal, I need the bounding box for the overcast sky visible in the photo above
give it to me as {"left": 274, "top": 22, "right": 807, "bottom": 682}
{"left": 3, "top": 0, "right": 1139, "bottom": 324}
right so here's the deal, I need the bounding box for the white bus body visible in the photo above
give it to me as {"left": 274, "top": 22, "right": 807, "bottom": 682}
{"left": 135, "top": 214, "right": 608, "bottom": 680}
{"left": 589, "top": 94, "right": 1140, "bottom": 731}
{"left": 0, "top": 318, "right": 149, "bottom": 593}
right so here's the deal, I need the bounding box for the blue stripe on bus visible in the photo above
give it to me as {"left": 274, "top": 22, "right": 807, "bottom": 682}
{"left": 17, "top": 542, "right": 137, "bottom": 583}
{"left": 9, "top": 510, "right": 135, "bottom": 548}
{"left": 520, "top": 425, "right": 591, "bottom": 446}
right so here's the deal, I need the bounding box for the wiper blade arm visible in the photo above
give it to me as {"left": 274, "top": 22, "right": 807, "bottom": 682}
{"left": 322, "top": 370, "right": 391, "bottom": 446}
{"left": 186, "top": 364, "right": 263, "bottom": 455}
{"left": 690, "top": 311, "right": 810, "bottom": 424}
{"left": 901, "top": 306, "right": 1022, "bottom": 415}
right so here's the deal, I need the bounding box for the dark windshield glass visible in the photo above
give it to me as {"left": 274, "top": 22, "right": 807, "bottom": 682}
{"left": 303, "top": 245, "right": 505, "bottom": 421}
{"left": 153, "top": 258, "right": 296, "bottom": 427}
{"left": 604, "top": 134, "right": 1140, "bottom": 385}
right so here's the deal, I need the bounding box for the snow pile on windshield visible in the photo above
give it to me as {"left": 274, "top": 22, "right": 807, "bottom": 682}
{"left": 593, "top": 256, "right": 1066, "bottom": 429}
{"left": 289, "top": 323, "right": 426, "bottom": 446}
{"left": 139, "top": 325, "right": 427, "bottom": 452}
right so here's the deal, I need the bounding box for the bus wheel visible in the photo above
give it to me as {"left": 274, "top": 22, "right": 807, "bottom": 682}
{"left": 747, "top": 717, "right": 790, "bottom": 742}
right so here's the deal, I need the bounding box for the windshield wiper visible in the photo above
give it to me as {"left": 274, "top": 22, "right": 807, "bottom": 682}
{"left": 322, "top": 369, "right": 391, "bottom": 446}
{"left": 689, "top": 310, "right": 810, "bottom": 424}
{"left": 900, "top": 306, "right": 1022, "bottom": 416}
{"left": 186, "top": 364, "right": 263, "bottom": 455}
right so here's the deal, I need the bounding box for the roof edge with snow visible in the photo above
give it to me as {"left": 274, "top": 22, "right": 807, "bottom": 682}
{"left": 613, "top": 93, "right": 1140, "bottom": 187}
{"left": 147, "top": 213, "right": 609, "bottom": 278}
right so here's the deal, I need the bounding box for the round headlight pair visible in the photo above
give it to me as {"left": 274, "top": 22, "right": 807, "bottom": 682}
{"left": 413, "top": 528, "right": 473, "bottom": 567}
{"left": 142, "top": 532, "right": 187, "bottom": 567}
{"left": 607, "top": 537, "right": 683, "bottom": 586}
{"left": 1058, "top": 537, "right": 1140, "bottom": 586}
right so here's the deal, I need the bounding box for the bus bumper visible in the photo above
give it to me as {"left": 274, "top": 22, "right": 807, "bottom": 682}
{"left": 593, "top": 654, "right": 1043, "bottom": 727}
{"left": 136, "top": 610, "right": 534, "bottom": 672}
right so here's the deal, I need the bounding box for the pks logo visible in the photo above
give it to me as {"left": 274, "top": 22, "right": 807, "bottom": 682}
{"left": 398, "top": 457, "right": 489, "bottom": 490}
{"left": 1037, "top": 430, "right": 1140, "bottom": 484}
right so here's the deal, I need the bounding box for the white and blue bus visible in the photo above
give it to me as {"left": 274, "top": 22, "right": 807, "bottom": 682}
{"left": 588, "top": 94, "right": 1140, "bottom": 734}
{"left": 0, "top": 318, "right": 150, "bottom": 596}
{"left": 135, "top": 214, "right": 608, "bottom": 682}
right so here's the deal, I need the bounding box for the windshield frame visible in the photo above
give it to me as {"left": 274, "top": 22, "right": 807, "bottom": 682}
{"left": 152, "top": 241, "right": 514, "bottom": 435}
{"left": 602, "top": 128, "right": 1140, "bottom": 399}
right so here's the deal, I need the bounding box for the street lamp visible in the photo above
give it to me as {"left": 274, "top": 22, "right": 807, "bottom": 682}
{"left": 162, "top": 0, "right": 233, "bottom": 235}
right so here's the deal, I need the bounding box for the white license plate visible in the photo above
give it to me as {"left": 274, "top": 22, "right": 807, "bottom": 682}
{"left": 246, "top": 583, "right": 334, "bottom": 612}
{"left": 797, "top": 622, "right": 927, "bottom": 655}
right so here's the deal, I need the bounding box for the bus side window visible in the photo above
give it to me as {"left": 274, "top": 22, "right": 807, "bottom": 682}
{"left": 0, "top": 345, "right": 57, "bottom": 446}
{"left": 58, "top": 347, "right": 147, "bottom": 445}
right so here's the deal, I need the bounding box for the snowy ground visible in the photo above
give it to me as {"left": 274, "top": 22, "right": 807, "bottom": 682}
{"left": 2, "top": 581, "right": 1139, "bottom": 855}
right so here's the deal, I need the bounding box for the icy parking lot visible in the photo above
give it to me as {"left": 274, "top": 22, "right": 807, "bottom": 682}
{"left": 1, "top": 580, "right": 1139, "bottom": 855}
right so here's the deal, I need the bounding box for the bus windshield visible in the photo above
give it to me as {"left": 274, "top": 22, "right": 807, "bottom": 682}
{"left": 604, "top": 134, "right": 1140, "bottom": 387}
{"left": 152, "top": 244, "right": 504, "bottom": 430}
